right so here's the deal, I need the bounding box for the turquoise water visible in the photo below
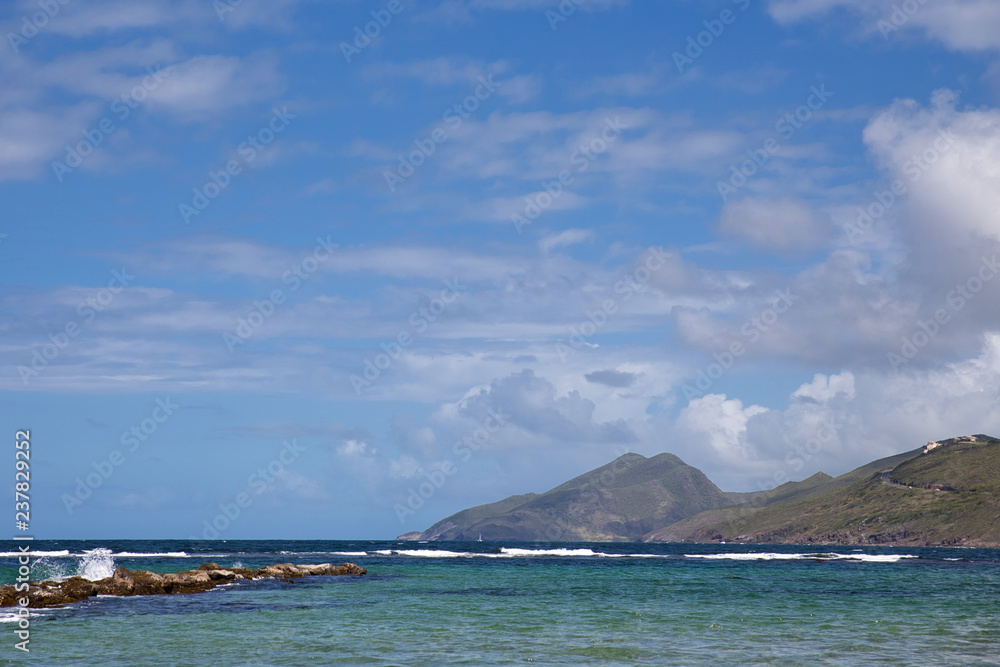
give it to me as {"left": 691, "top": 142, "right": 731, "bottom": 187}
{"left": 3, "top": 541, "right": 1000, "bottom": 665}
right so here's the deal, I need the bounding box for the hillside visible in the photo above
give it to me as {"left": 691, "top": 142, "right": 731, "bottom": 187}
{"left": 401, "top": 434, "right": 1000, "bottom": 546}
{"left": 649, "top": 435, "right": 1000, "bottom": 547}
{"left": 402, "top": 452, "right": 734, "bottom": 542}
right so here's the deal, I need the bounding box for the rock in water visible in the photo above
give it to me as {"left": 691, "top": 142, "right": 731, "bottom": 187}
{"left": 0, "top": 562, "right": 366, "bottom": 609}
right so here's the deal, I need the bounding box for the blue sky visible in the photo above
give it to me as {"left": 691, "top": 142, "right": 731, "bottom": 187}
{"left": 2, "top": 0, "right": 1000, "bottom": 539}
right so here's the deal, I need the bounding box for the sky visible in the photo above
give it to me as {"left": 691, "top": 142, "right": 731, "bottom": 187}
{"left": 2, "top": 0, "right": 1000, "bottom": 540}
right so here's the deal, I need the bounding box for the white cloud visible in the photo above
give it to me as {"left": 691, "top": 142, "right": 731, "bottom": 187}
{"left": 337, "top": 439, "right": 374, "bottom": 457}
{"left": 2, "top": 0, "right": 301, "bottom": 37}
{"left": 150, "top": 52, "right": 284, "bottom": 119}
{"left": 363, "top": 57, "right": 541, "bottom": 104}
{"left": 435, "top": 368, "right": 638, "bottom": 448}
{"left": 791, "top": 371, "right": 856, "bottom": 402}
{"left": 863, "top": 90, "right": 1000, "bottom": 245}
{"left": 0, "top": 104, "right": 99, "bottom": 180}
{"left": 717, "top": 197, "right": 832, "bottom": 254}
{"left": 767, "top": 0, "right": 1000, "bottom": 52}
{"left": 676, "top": 394, "right": 769, "bottom": 464}
{"left": 539, "top": 228, "right": 594, "bottom": 253}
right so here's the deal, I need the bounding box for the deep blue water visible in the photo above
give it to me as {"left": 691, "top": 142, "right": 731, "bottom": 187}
{"left": 3, "top": 540, "right": 1000, "bottom": 665}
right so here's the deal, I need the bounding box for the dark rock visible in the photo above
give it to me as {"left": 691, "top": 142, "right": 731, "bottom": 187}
{"left": 131, "top": 570, "right": 166, "bottom": 595}
{"left": 61, "top": 577, "right": 99, "bottom": 601}
{"left": 1, "top": 561, "right": 366, "bottom": 608}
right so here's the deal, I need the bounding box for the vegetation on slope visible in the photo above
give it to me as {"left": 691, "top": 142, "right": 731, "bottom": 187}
{"left": 652, "top": 435, "right": 1000, "bottom": 547}
{"left": 410, "top": 452, "right": 733, "bottom": 542}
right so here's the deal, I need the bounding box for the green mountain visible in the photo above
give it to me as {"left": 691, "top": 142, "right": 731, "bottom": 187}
{"left": 401, "top": 434, "right": 1000, "bottom": 547}
{"left": 403, "top": 452, "right": 734, "bottom": 542}
{"left": 646, "top": 434, "right": 1000, "bottom": 547}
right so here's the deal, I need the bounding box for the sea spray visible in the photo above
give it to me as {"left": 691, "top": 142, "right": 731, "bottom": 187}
{"left": 78, "top": 548, "right": 115, "bottom": 581}
{"left": 30, "top": 556, "right": 71, "bottom": 582}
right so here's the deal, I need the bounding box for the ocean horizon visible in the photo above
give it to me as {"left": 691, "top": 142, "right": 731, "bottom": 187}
{"left": 7, "top": 0, "right": 1000, "bottom": 665}
{"left": 4, "top": 539, "right": 1000, "bottom": 666}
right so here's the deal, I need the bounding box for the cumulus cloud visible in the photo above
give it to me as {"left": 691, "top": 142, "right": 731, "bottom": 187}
{"left": 438, "top": 369, "right": 638, "bottom": 447}
{"left": 791, "top": 371, "right": 857, "bottom": 402}
{"left": 863, "top": 90, "right": 1000, "bottom": 246}
{"left": 675, "top": 394, "right": 769, "bottom": 466}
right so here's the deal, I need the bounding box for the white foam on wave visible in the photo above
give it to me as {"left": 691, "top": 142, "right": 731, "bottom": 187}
{"left": 279, "top": 550, "right": 369, "bottom": 557}
{"left": 113, "top": 551, "right": 189, "bottom": 558}
{"left": 848, "top": 554, "right": 918, "bottom": 563}
{"left": 0, "top": 611, "right": 46, "bottom": 623}
{"left": 374, "top": 549, "right": 477, "bottom": 558}
{"left": 2, "top": 550, "right": 214, "bottom": 559}
{"left": 0, "top": 550, "right": 71, "bottom": 558}
{"left": 373, "top": 548, "right": 602, "bottom": 558}
{"left": 687, "top": 552, "right": 799, "bottom": 561}
{"left": 368, "top": 547, "right": 671, "bottom": 559}
{"left": 499, "top": 548, "right": 599, "bottom": 557}
{"left": 686, "top": 552, "right": 918, "bottom": 563}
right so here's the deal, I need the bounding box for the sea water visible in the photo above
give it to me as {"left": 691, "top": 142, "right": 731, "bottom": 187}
{"left": 2, "top": 540, "right": 999, "bottom": 665}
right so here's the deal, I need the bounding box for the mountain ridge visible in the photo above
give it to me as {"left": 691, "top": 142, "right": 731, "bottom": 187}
{"left": 403, "top": 452, "right": 734, "bottom": 542}
{"left": 399, "top": 435, "right": 1000, "bottom": 547}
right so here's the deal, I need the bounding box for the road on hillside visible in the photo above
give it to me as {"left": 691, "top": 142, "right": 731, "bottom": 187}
{"left": 880, "top": 471, "right": 910, "bottom": 489}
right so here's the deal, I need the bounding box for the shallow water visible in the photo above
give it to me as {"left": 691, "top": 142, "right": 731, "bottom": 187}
{"left": 3, "top": 540, "right": 999, "bottom": 665}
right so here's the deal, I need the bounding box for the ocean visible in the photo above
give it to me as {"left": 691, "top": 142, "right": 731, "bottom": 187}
{"left": 3, "top": 540, "right": 999, "bottom": 666}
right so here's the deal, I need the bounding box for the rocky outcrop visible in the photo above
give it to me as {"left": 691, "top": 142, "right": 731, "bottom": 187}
{"left": 0, "top": 562, "right": 366, "bottom": 609}
{"left": 396, "top": 532, "right": 422, "bottom": 541}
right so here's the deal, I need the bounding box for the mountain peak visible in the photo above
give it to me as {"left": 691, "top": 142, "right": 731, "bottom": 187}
{"left": 406, "top": 450, "right": 730, "bottom": 542}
